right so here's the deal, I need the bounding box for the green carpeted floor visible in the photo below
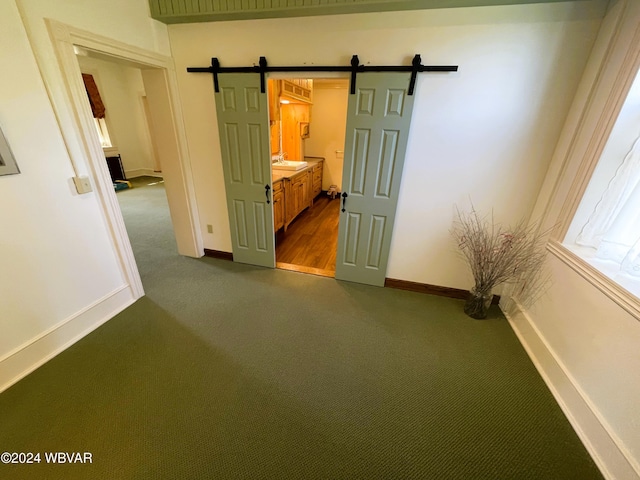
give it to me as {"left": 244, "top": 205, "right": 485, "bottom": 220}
{"left": 0, "top": 178, "right": 603, "bottom": 479}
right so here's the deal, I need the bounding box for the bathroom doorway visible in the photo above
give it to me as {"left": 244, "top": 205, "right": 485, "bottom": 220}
{"left": 269, "top": 78, "right": 349, "bottom": 277}
{"left": 215, "top": 69, "right": 417, "bottom": 287}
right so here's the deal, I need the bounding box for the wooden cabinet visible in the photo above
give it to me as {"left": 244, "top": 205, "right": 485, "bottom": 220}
{"left": 311, "top": 161, "right": 323, "bottom": 201}
{"left": 281, "top": 103, "right": 310, "bottom": 160}
{"left": 269, "top": 79, "right": 313, "bottom": 157}
{"left": 286, "top": 170, "right": 310, "bottom": 228}
{"left": 281, "top": 79, "right": 312, "bottom": 104}
{"left": 273, "top": 180, "right": 284, "bottom": 232}
{"left": 274, "top": 160, "right": 323, "bottom": 233}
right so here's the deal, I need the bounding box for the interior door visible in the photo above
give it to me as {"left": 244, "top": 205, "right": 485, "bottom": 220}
{"left": 215, "top": 73, "right": 275, "bottom": 267}
{"left": 335, "top": 72, "right": 416, "bottom": 286}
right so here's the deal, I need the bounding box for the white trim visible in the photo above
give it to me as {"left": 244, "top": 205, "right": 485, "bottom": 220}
{"left": 536, "top": 0, "right": 640, "bottom": 240}
{"left": 505, "top": 300, "right": 640, "bottom": 480}
{"left": 0, "top": 285, "right": 135, "bottom": 393}
{"left": 138, "top": 92, "right": 162, "bottom": 173}
{"left": 52, "top": 21, "right": 172, "bottom": 69}
{"left": 554, "top": 1, "right": 640, "bottom": 238}
{"left": 547, "top": 240, "right": 640, "bottom": 321}
{"left": 103, "top": 146, "right": 119, "bottom": 156}
{"left": 125, "top": 168, "right": 163, "bottom": 178}
{"left": 530, "top": 0, "right": 626, "bottom": 232}
{"left": 42, "top": 19, "right": 144, "bottom": 298}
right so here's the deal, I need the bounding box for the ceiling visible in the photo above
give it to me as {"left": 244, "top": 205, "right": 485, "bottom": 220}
{"left": 149, "top": 0, "right": 591, "bottom": 24}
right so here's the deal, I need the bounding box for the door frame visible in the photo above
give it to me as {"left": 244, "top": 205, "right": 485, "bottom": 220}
{"left": 43, "top": 20, "right": 203, "bottom": 299}
{"left": 217, "top": 71, "right": 417, "bottom": 285}
{"left": 267, "top": 73, "right": 348, "bottom": 277}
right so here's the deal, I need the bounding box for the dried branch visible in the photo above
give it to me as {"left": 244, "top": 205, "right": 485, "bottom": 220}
{"left": 451, "top": 206, "right": 551, "bottom": 301}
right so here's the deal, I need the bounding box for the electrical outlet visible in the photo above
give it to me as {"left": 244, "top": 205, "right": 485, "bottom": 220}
{"left": 73, "top": 176, "right": 93, "bottom": 194}
{"left": 207, "top": 224, "right": 213, "bottom": 234}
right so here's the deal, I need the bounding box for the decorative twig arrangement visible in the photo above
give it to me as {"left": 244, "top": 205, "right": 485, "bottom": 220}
{"left": 451, "top": 206, "right": 551, "bottom": 318}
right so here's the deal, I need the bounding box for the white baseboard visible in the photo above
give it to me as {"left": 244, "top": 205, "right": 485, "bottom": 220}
{"left": 0, "top": 285, "right": 136, "bottom": 393}
{"left": 505, "top": 302, "right": 640, "bottom": 480}
{"left": 124, "top": 168, "right": 163, "bottom": 178}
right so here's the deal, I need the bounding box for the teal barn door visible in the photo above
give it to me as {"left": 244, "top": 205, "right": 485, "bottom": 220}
{"left": 215, "top": 73, "right": 275, "bottom": 267}
{"left": 335, "top": 72, "right": 416, "bottom": 286}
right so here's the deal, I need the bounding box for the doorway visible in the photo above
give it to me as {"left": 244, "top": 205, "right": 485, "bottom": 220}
{"left": 271, "top": 78, "right": 349, "bottom": 277}
{"left": 74, "top": 50, "right": 175, "bottom": 275}
{"left": 46, "top": 20, "right": 202, "bottom": 300}
{"left": 215, "top": 69, "right": 416, "bottom": 287}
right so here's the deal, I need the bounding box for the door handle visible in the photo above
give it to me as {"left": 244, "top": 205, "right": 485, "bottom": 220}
{"left": 341, "top": 192, "right": 348, "bottom": 212}
{"left": 265, "top": 184, "right": 271, "bottom": 204}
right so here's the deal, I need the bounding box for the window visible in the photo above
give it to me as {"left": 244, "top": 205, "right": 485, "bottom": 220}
{"left": 93, "top": 117, "right": 112, "bottom": 148}
{"left": 563, "top": 68, "right": 640, "bottom": 297}
{"left": 81, "top": 73, "right": 112, "bottom": 148}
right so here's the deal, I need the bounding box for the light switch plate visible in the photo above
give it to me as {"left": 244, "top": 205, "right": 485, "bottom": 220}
{"left": 73, "top": 175, "right": 93, "bottom": 194}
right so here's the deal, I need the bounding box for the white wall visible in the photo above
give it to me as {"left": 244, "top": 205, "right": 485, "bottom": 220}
{"left": 305, "top": 82, "right": 349, "bottom": 190}
{"left": 0, "top": 0, "right": 170, "bottom": 391}
{"left": 507, "top": 1, "right": 640, "bottom": 478}
{"left": 168, "top": 1, "right": 606, "bottom": 281}
{"left": 77, "top": 55, "right": 157, "bottom": 178}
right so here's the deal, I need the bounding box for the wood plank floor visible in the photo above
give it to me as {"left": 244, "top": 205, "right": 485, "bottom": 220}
{"left": 275, "top": 195, "right": 340, "bottom": 277}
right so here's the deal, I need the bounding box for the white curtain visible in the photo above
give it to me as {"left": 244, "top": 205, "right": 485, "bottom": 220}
{"left": 576, "top": 134, "right": 640, "bottom": 277}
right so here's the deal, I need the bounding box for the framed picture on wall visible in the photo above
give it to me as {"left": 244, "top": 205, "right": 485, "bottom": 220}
{"left": 0, "top": 124, "right": 20, "bottom": 176}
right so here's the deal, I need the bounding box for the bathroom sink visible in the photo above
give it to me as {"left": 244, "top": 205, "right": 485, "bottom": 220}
{"left": 272, "top": 160, "right": 308, "bottom": 171}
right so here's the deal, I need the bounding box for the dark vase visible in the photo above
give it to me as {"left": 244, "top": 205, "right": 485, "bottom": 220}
{"left": 463, "top": 287, "right": 493, "bottom": 319}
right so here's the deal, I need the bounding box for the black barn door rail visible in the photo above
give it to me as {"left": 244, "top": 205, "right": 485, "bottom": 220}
{"left": 187, "top": 55, "right": 458, "bottom": 95}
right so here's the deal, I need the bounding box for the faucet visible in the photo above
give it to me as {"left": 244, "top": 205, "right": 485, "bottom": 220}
{"left": 274, "top": 152, "right": 288, "bottom": 164}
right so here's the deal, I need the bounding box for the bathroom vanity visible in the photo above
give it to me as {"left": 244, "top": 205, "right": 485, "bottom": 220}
{"left": 272, "top": 158, "right": 324, "bottom": 232}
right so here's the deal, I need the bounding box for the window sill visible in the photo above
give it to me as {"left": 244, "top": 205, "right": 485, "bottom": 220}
{"left": 548, "top": 240, "right": 640, "bottom": 321}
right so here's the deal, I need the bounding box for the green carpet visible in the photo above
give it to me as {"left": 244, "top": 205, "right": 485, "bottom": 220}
{"left": 0, "top": 178, "right": 603, "bottom": 479}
